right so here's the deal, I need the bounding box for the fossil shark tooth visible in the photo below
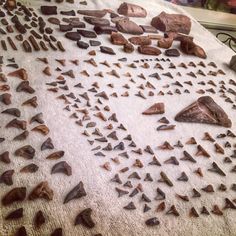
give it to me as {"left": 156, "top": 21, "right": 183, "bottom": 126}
{"left": 201, "top": 206, "right": 210, "bottom": 215}
{"left": 144, "top": 173, "right": 153, "bottom": 182}
{"left": 2, "top": 187, "right": 26, "bottom": 206}
{"left": 124, "top": 202, "right": 136, "bottom": 210}
{"left": 115, "top": 187, "right": 129, "bottom": 197}
{"left": 186, "top": 137, "right": 197, "bottom": 145}
{"left": 218, "top": 184, "right": 227, "bottom": 191}
{"left": 75, "top": 208, "right": 95, "bottom": 228}
{"left": 158, "top": 171, "right": 173, "bottom": 187}
{"left": 51, "top": 228, "right": 63, "bottom": 236}
{"left": 0, "top": 170, "right": 14, "bottom": 186}
{"left": 145, "top": 217, "right": 160, "bottom": 226}
{"left": 214, "top": 143, "right": 224, "bottom": 154}
{"left": 201, "top": 184, "right": 214, "bottom": 193}
{"left": 202, "top": 132, "right": 215, "bottom": 142}
{"left": 8, "top": 68, "right": 28, "bottom": 80}
{"left": 177, "top": 172, "right": 188, "bottom": 181}
{"left": 176, "top": 194, "right": 189, "bottom": 202}
{"left": 123, "top": 181, "right": 133, "bottom": 188}
{"left": 0, "top": 93, "right": 11, "bottom": 105}
{"left": 0, "top": 151, "right": 10, "bottom": 164}
{"left": 157, "top": 124, "right": 175, "bottom": 131}
{"left": 158, "top": 141, "right": 174, "bottom": 150}
{"left": 211, "top": 205, "right": 223, "bottom": 216}
{"left": 195, "top": 145, "right": 210, "bottom": 158}
{"left": 180, "top": 151, "right": 196, "bottom": 163}
{"left": 34, "top": 210, "right": 46, "bottom": 228}
{"left": 166, "top": 205, "right": 179, "bottom": 216}
{"left": 32, "top": 125, "right": 49, "bottom": 135}
{"left": 101, "top": 162, "right": 111, "bottom": 171}
{"left": 15, "top": 145, "right": 35, "bottom": 159}
{"left": 224, "top": 198, "right": 236, "bottom": 210}
{"left": 16, "top": 81, "right": 35, "bottom": 94}
{"left": 192, "top": 188, "right": 201, "bottom": 198}
{"left": 6, "top": 118, "right": 27, "bottom": 130}
{"left": 13, "top": 131, "right": 29, "bottom": 141}
{"left": 144, "top": 145, "right": 154, "bottom": 155}
{"left": 129, "top": 188, "right": 139, "bottom": 197}
{"left": 189, "top": 207, "right": 199, "bottom": 217}
{"left": 128, "top": 172, "right": 141, "bottom": 180}
{"left": 111, "top": 174, "right": 122, "bottom": 184}
{"left": 194, "top": 167, "right": 203, "bottom": 177}
{"left": 5, "top": 208, "right": 23, "bottom": 220}
{"left": 142, "top": 103, "right": 164, "bottom": 115}
{"left": 174, "top": 140, "right": 184, "bottom": 148}
{"left": 20, "top": 164, "right": 39, "bottom": 173}
{"left": 64, "top": 182, "right": 86, "bottom": 204}
{"left": 51, "top": 161, "right": 72, "bottom": 176}
{"left": 46, "top": 151, "right": 64, "bottom": 160}
{"left": 175, "top": 96, "right": 232, "bottom": 127}
{"left": 164, "top": 156, "right": 179, "bottom": 165}
{"left": 22, "top": 96, "right": 38, "bottom": 108}
{"left": 41, "top": 137, "right": 54, "bottom": 151}
{"left": 1, "top": 108, "right": 21, "bottom": 117}
{"left": 29, "top": 181, "right": 53, "bottom": 201}
{"left": 144, "top": 204, "right": 151, "bottom": 213}
{"left": 208, "top": 162, "right": 226, "bottom": 176}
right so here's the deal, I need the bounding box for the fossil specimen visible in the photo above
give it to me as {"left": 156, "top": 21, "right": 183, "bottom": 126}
{"left": 2, "top": 187, "right": 26, "bottom": 206}
{"left": 142, "top": 103, "right": 164, "bottom": 115}
{"left": 64, "top": 181, "right": 86, "bottom": 204}
{"left": 175, "top": 96, "right": 232, "bottom": 127}
{"left": 75, "top": 208, "right": 95, "bottom": 228}
{"left": 118, "top": 2, "right": 147, "bottom": 17}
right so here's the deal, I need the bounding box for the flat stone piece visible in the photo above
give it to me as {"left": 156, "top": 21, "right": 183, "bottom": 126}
{"left": 89, "top": 40, "right": 101, "bottom": 46}
{"left": 77, "top": 41, "right": 89, "bottom": 49}
{"left": 140, "top": 25, "right": 157, "bottom": 33}
{"left": 94, "top": 25, "right": 117, "bottom": 34}
{"left": 65, "top": 32, "right": 81, "bottom": 41}
{"left": 77, "top": 29, "right": 97, "bottom": 38}
{"left": 83, "top": 16, "right": 110, "bottom": 26}
{"left": 77, "top": 9, "right": 107, "bottom": 18}
{"left": 165, "top": 48, "right": 180, "bottom": 57}
{"left": 116, "top": 19, "right": 143, "bottom": 35}
{"left": 138, "top": 46, "right": 161, "bottom": 56}
{"left": 100, "top": 46, "right": 116, "bottom": 55}
{"left": 128, "top": 36, "right": 151, "bottom": 45}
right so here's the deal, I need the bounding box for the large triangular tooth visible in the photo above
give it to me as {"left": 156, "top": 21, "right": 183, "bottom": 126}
{"left": 175, "top": 96, "right": 232, "bottom": 128}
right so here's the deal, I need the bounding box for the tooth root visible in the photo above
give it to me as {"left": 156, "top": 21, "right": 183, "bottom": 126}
{"left": 158, "top": 171, "right": 173, "bottom": 187}
{"left": 156, "top": 202, "right": 165, "bottom": 212}
{"left": 211, "top": 205, "right": 223, "bottom": 216}
{"left": 208, "top": 162, "right": 226, "bottom": 176}
{"left": 166, "top": 205, "right": 179, "bottom": 216}
{"left": 177, "top": 172, "right": 188, "bottom": 181}
{"left": 189, "top": 207, "right": 199, "bottom": 217}
{"left": 180, "top": 151, "right": 196, "bottom": 163}
{"left": 195, "top": 145, "right": 210, "bottom": 158}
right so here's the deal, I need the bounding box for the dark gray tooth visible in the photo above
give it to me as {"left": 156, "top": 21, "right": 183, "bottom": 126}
{"left": 114, "top": 142, "right": 125, "bottom": 150}
{"left": 166, "top": 205, "right": 179, "bottom": 216}
{"left": 111, "top": 174, "right": 122, "bottom": 184}
{"left": 51, "top": 161, "right": 72, "bottom": 176}
{"left": 129, "top": 188, "right": 139, "bottom": 197}
{"left": 143, "top": 204, "right": 151, "bottom": 213}
{"left": 141, "top": 193, "right": 151, "bottom": 203}
{"left": 144, "top": 173, "right": 153, "bottom": 182}
{"left": 107, "top": 131, "right": 118, "bottom": 140}
{"left": 91, "top": 146, "right": 101, "bottom": 151}
{"left": 208, "top": 162, "right": 226, "bottom": 176}
{"left": 144, "top": 145, "right": 154, "bottom": 155}
{"left": 115, "top": 187, "right": 128, "bottom": 197}
{"left": 155, "top": 188, "right": 165, "bottom": 200}
{"left": 102, "top": 143, "right": 112, "bottom": 151}
{"left": 123, "top": 181, "right": 133, "bottom": 188}
{"left": 189, "top": 207, "right": 199, "bottom": 217}
{"left": 164, "top": 156, "right": 179, "bottom": 165}
{"left": 201, "top": 184, "right": 214, "bottom": 193}
{"left": 74, "top": 208, "right": 95, "bottom": 228}
{"left": 149, "top": 156, "right": 161, "bottom": 166}
{"left": 201, "top": 206, "right": 210, "bottom": 215}
{"left": 224, "top": 198, "right": 236, "bottom": 209}
{"left": 124, "top": 202, "right": 136, "bottom": 210}
{"left": 64, "top": 182, "right": 86, "bottom": 204}
{"left": 118, "top": 152, "right": 129, "bottom": 158}
{"left": 180, "top": 151, "right": 196, "bottom": 163}
{"left": 0, "top": 151, "right": 11, "bottom": 164}
{"left": 94, "top": 151, "right": 105, "bottom": 157}
{"left": 128, "top": 141, "right": 136, "bottom": 147}
{"left": 192, "top": 188, "right": 201, "bottom": 198}
{"left": 41, "top": 137, "right": 54, "bottom": 151}
{"left": 95, "top": 137, "right": 107, "bottom": 142}
{"left": 128, "top": 172, "right": 141, "bottom": 179}
{"left": 145, "top": 217, "right": 160, "bottom": 226}
{"left": 158, "top": 171, "right": 173, "bottom": 187}
{"left": 177, "top": 172, "right": 188, "bottom": 181}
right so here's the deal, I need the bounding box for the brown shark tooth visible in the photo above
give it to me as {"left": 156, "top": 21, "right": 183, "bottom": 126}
{"left": 158, "top": 171, "right": 173, "bottom": 187}
{"left": 0, "top": 151, "right": 11, "bottom": 164}
{"left": 202, "top": 184, "right": 214, "bottom": 193}
{"left": 0, "top": 93, "right": 16, "bottom": 105}
{"left": 5, "top": 207, "right": 23, "bottom": 221}
{"left": 128, "top": 172, "right": 141, "bottom": 180}
{"left": 8, "top": 68, "right": 28, "bottom": 80}
{"left": 149, "top": 156, "right": 161, "bottom": 166}
{"left": 145, "top": 217, "right": 160, "bottom": 226}
{"left": 46, "top": 151, "right": 65, "bottom": 160}
{"left": 218, "top": 184, "right": 227, "bottom": 191}
{"left": 224, "top": 198, "right": 236, "bottom": 210}
{"left": 16, "top": 81, "right": 35, "bottom": 94}
{"left": 13, "top": 130, "right": 29, "bottom": 141}
{"left": 124, "top": 202, "right": 136, "bottom": 210}
{"left": 75, "top": 208, "right": 95, "bottom": 228}
{"left": 227, "top": 130, "right": 236, "bottom": 138}
{"left": 115, "top": 188, "right": 129, "bottom": 197}
{"left": 142, "top": 102, "right": 165, "bottom": 115}
{"left": 41, "top": 137, "right": 54, "bottom": 151}
{"left": 224, "top": 142, "right": 231, "bottom": 148}
{"left": 0, "top": 84, "right": 9, "bottom": 92}
{"left": 111, "top": 174, "right": 122, "bottom": 184}
{"left": 2, "top": 187, "right": 26, "bottom": 206}
{"left": 175, "top": 96, "right": 232, "bottom": 128}
{"left": 123, "top": 181, "right": 133, "bottom": 188}
{"left": 84, "top": 58, "right": 97, "bottom": 67}
{"left": 94, "top": 112, "right": 107, "bottom": 121}
{"left": 129, "top": 188, "right": 139, "bottom": 197}
{"left": 192, "top": 188, "right": 201, "bottom": 198}
{"left": 29, "top": 181, "right": 53, "bottom": 201}
{"left": 62, "top": 70, "right": 75, "bottom": 79}
{"left": 1, "top": 108, "right": 21, "bottom": 117}
{"left": 189, "top": 207, "right": 199, "bottom": 217}
{"left": 174, "top": 140, "right": 184, "bottom": 148}
{"left": 144, "top": 145, "right": 154, "bottom": 155}
{"left": 200, "top": 206, "right": 210, "bottom": 215}
{"left": 195, "top": 145, "right": 210, "bottom": 158}
{"left": 107, "top": 69, "right": 120, "bottom": 78}
{"left": 133, "top": 159, "right": 143, "bottom": 168}
{"left": 164, "top": 156, "right": 179, "bottom": 165}
{"left": 42, "top": 66, "right": 51, "bottom": 76}
{"left": 32, "top": 125, "right": 49, "bottom": 135}
{"left": 202, "top": 132, "right": 215, "bottom": 142}
{"left": 214, "top": 143, "right": 224, "bottom": 154}
{"left": 177, "top": 172, "right": 188, "bottom": 181}
{"left": 166, "top": 205, "right": 179, "bottom": 216}
{"left": 95, "top": 91, "right": 109, "bottom": 100}
{"left": 20, "top": 163, "right": 39, "bottom": 173}
{"left": 0, "top": 170, "right": 14, "bottom": 185}
{"left": 186, "top": 137, "right": 197, "bottom": 145}
{"left": 156, "top": 202, "right": 165, "bottom": 212}
{"left": 158, "top": 141, "right": 174, "bottom": 150}
{"left": 22, "top": 96, "right": 38, "bottom": 108}
{"left": 155, "top": 187, "right": 165, "bottom": 200}
{"left": 6, "top": 118, "right": 27, "bottom": 130}
{"left": 132, "top": 148, "right": 142, "bottom": 155}
{"left": 180, "top": 151, "right": 196, "bottom": 163}
{"left": 211, "top": 205, "right": 223, "bottom": 216}
{"left": 15, "top": 145, "right": 35, "bottom": 159}
{"left": 64, "top": 182, "right": 86, "bottom": 204}
{"left": 208, "top": 162, "right": 225, "bottom": 176}
{"left": 194, "top": 167, "right": 203, "bottom": 177}
{"left": 34, "top": 210, "right": 46, "bottom": 228}
{"left": 176, "top": 194, "right": 189, "bottom": 202}
{"left": 51, "top": 161, "right": 72, "bottom": 176}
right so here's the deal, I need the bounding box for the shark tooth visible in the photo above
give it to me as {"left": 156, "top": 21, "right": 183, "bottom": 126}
{"left": 192, "top": 188, "right": 201, "bottom": 198}
{"left": 22, "top": 96, "right": 38, "bottom": 107}
{"left": 30, "top": 113, "right": 44, "bottom": 124}
{"left": 174, "top": 140, "right": 184, "bottom": 148}
{"left": 180, "top": 151, "right": 196, "bottom": 163}
{"left": 211, "top": 205, "right": 223, "bottom": 216}
{"left": 133, "top": 159, "right": 143, "bottom": 168}
{"left": 5, "top": 208, "right": 23, "bottom": 220}
{"left": 111, "top": 157, "right": 120, "bottom": 164}
{"left": 128, "top": 172, "right": 141, "bottom": 180}
{"left": 201, "top": 206, "right": 210, "bottom": 215}
{"left": 51, "top": 161, "right": 72, "bottom": 176}
{"left": 41, "top": 138, "right": 54, "bottom": 151}
{"left": 124, "top": 202, "right": 136, "bottom": 210}
{"left": 111, "top": 174, "right": 122, "bottom": 184}
{"left": 2, "top": 187, "right": 26, "bottom": 206}
{"left": 107, "top": 69, "right": 120, "bottom": 78}
{"left": 0, "top": 170, "right": 14, "bottom": 185}
{"left": 62, "top": 69, "right": 75, "bottom": 78}
{"left": 102, "top": 143, "right": 112, "bottom": 151}
{"left": 186, "top": 137, "right": 197, "bottom": 144}
{"left": 158, "top": 171, "right": 173, "bottom": 187}
{"left": 64, "top": 182, "right": 86, "bottom": 204}
{"left": 224, "top": 198, "right": 236, "bottom": 210}
{"left": 20, "top": 164, "right": 39, "bottom": 173}
{"left": 0, "top": 93, "right": 11, "bottom": 105}
{"left": 156, "top": 202, "right": 166, "bottom": 212}
{"left": 132, "top": 148, "right": 142, "bottom": 155}
{"left": 129, "top": 188, "right": 139, "bottom": 197}
{"left": 29, "top": 181, "right": 53, "bottom": 201}
{"left": 144, "top": 173, "right": 153, "bottom": 182}
{"left": 175, "top": 96, "right": 232, "bottom": 127}
{"left": 166, "top": 205, "right": 179, "bottom": 216}
{"left": 144, "top": 145, "right": 154, "bottom": 155}
{"left": 145, "top": 217, "right": 160, "bottom": 226}
{"left": 0, "top": 151, "right": 10, "bottom": 164}
{"left": 144, "top": 204, "right": 151, "bottom": 213}
{"left": 13, "top": 130, "right": 29, "bottom": 141}
{"left": 142, "top": 103, "right": 164, "bottom": 115}
{"left": 101, "top": 162, "right": 111, "bottom": 171}
{"left": 195, "top": 145, "right": 210, "bottom": 158}
{"left": 74, "top": 208, "right": 95, "bottom": 228}
{"left": 189, "top": 207, "right": 199, "bottom": 217}
{"left": 177, "top": 172, "right": 188, "bottom": 181}
{"left": 202, "top": 132, "right": 215, "bottom": 142}
{"left": 164, "top": 156, "right": 179, "bottom": 165}
{"left": 32, "top": 125, "right": 49, "bottom": 135}
{"left": 157, "top": 124, "right": 175, "bottom": 131}
{"left": 214, "top": 143, "right": 224, "bottom": 154}
{"left": 208, "top": 162, "right": 226, "bottom": 176}
{"left": 158, "top": 141, "right": 174, "bottom": 150}
{"left": 155, "top": 188, "right": 165, "bottom": 200}
{"left": 118, "top": 151, "right": 129, "bottom": 158}
{"left": 115, "top": 187, "right": 129, "bottom": 197}
{"left": 149, "top": 156, "right": 161, "bottom": 166}
{"left": 123, "top": 181, "right": 133, "bottom": 188}
{"left": 1, "top": 108, "right": 21, "bottom": 117}
{"left": 218, "top": 184, "right": 227, "bottom": 191}
{"left": 46, "top": 151, "right": 65, "bottom": 160}
{"left": 201, "top": 184, "right": 214, "bottom": 193}
{"left": 194, "top": 167, "right": 203, "bottom": 177}
{"left": 34, "top": 210, "right": 46, "bottom": 228}
{"left": 15, "top": 145, "right": 35, "bottom": 159}
{"left": 6, "top": 118, "right": 27, "bottom": 130}
{"left": 176, "top": 194, "right": 189, "bottom": 202}
{"left": 8, "top": 68, "right": 28, "bottom": 80}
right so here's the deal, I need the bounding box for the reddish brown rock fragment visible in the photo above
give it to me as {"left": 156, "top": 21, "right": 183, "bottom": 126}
{"left": 118, "top": 3, "right": 147, "bottom": 17}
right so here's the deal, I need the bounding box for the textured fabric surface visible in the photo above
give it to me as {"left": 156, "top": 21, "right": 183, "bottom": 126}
{"left": 0, "top": 0, "right": 236, "bottom": 236}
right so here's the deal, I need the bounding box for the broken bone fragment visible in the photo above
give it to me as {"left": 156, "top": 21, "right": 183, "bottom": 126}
{"left": 142, "top": 103, "right": 165, "bottom": 115}
{"left": 175, "top": 96, "right": 232, "bottom": 128}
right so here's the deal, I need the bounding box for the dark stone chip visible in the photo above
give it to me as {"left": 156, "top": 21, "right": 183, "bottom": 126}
{"left": 77, "top": 41, "right": 89, "bottom": 49}
{"left": 165, "top": 48, "right": 180, "bottom": 57}
{"left": 65, "top": 32, "right": 81, "bottom": 41}
{"left": 60, "top": 10, "right": 76, "bottom": 16}
{"left": 59, "top": 24, "right": 73, "bottom": 32}
{"left": 51, "top": 228, "right": 63, "bottom": 236}
{"left": 41, "top": 6, "right": 57, "bottom": 15}
{"left": 77, "top": 29, "right": 97, "bottom": 38}
{"left": 145, "top": 217, "right": 160, "bottom": 226}
{"left": 89, "top": 40, "right": 101, "bottom": 46}
{"left": 100, "top": 46, "right": 116, "bottom": 55}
